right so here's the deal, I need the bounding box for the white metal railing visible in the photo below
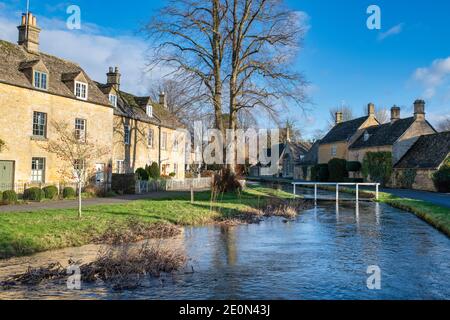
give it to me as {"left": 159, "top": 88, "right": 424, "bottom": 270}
{"left": 292, "top": 182, "right": 380, "bottom": 202}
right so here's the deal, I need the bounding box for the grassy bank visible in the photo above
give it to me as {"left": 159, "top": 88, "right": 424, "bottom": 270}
{"left": 377, "top": 192, "right": 450, "bottom": 237}
{"left": 0, "top": 187, "right": 295, "bottom": 259}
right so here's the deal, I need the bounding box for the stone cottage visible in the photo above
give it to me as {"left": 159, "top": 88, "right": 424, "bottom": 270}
{"left": 393, "top": 131, "right": 450, "bottom": 192}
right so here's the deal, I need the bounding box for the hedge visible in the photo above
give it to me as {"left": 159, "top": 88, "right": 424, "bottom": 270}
{"left": 433, "top": 158, "right": 450, "bottom": 193}
{"left": 315, "top": 164, "right": 329, "bottom": 182}
{"left": 43, "top": 186, "right": 59, "bottom": 199}
{"left": 346, "top": 161, "right": 362, "bottom": 172}
{"left": 147, "top": 162, "right": 160, "bottom": 180}
{"left": 136, "top": 168, "right": 149, "bottom": 181}
{"left": 63, "top": 187, "right": 76, "bottom": 199}
{"left": 2, "top": 190, "right": 17, "bottom": 204}
{"left": 328, "top": 158, "right": 348, "bottom": 182}
{"left": 362, "top": 152, "right": 393, "bottom": 186}
{"left": 23, "top": 187, "right": 45, "bottom": 201}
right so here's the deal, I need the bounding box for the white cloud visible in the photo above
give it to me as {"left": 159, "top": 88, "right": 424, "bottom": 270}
{"left": 413, "top": 57, "right": 450, "bottom": 99}
{"left": 378, "top": 23, "right": 404, "bottom": 41}
{"left": 0, "top": 6, "right": 167, "bottom": 96}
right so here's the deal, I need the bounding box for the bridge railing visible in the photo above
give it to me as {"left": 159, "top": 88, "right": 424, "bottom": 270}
{"left": 292, "top": 182, "right": 380, "bottom": 202}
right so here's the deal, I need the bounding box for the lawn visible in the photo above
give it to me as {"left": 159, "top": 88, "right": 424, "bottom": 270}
{"left": 0, "top": 186, "right": 294, "bottom": 259}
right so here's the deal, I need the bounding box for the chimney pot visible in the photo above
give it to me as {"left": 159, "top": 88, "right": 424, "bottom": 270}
{"left": 335, "top": 112, "right": 343, "bottom": 125}
{"left": 391, "top": 106, "right": 401, "bottom": 124}
{"left": 107, "top": 66, "right": 121, "bottom": 90}
{"left": 368, "top": 103, "right": 375, "bottom": 116}
{"left": 159, "top": 92, "right": 167, "bottom": 108}
{"left": 414, "top": 99, "right": 426, "bottom": 121}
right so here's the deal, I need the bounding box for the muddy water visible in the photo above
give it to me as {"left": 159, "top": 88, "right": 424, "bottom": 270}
{"left": 0, "top": 193, "right": 449, "bottom": 299}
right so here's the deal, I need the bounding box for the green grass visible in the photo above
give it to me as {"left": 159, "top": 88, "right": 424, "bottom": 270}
{"left": 377, "top": 192, "right": 450, "bottom": 237}
{"left": 0, "top": 187, "right": 294, "bottom": 259}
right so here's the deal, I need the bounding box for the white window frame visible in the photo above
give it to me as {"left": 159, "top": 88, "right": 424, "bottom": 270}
{"left": 124, "top": 125, "right": 131, "bottom": 145}
{"left": 32, "top": 111, "right": 47, "bottom": 138}
{"left": 148, "top": 128, "right": 154, "bottom": 148}
{"left": 116, "top": 160, "right": 125, "bottom": 174}
{"left": 33, "top": 71, "right": 48, "bottom": 90}
{"left": 109, "top": 94, "right": 117, "bottom": 107}
{"left": 146, "top": 105, "right": 153, "bottom": 118}
{"left": 161, "top": 132, "right": 168, "bottom": 150}
{"left": 331, "top": 145, "right": 337, "bottom": 157}
{"left": 75, "top": 81, "right": 88, "bottom": 100}
{"left": 75, "top": 118, "right": 86, "bottom": 142}
{"left": 31, "top": 157, "right": 45, "bottom": 183}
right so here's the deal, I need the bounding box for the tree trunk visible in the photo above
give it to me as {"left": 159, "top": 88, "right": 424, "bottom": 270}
{"left": 78, "top": 181, "right": 82, "bottom": 219}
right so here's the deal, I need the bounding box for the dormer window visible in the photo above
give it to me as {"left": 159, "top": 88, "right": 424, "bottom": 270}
{"left": 34, "top": 71, "right": 47, "bottom": 90}
{"left": 364, "top": 132, "right": 370, "bottom": 142}
{"left": 146, "top": 105, "right": 153, "bottom": 118}
{"left": 109, "top": 94, "right": 117, "bottom": 107}
{"left": 75, "top": 81, "right": 88, "bottom": 100}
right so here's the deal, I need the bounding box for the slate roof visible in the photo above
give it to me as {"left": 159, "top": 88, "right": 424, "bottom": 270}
{"left": 319, "top": 116, "right": 371, "bottom": 144}
{"left": 95, "top": 82, "right": 185, "bottom": 129}
{"left": 299, "top": 140, "right": 320, "bottom": 165}
{"left": 0, "top": 40, "right": 110, "bottom": 107}
{"left": 350, "top": 117, "right": 416, "bottom": 149}
{"left": 394, "top": 131, "right": 450, "bottom": 169}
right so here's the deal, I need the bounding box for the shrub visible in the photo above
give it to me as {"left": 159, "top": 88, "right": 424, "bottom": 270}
{"left": 328, "top": 158, "right": 348, "bottom": 182}
{"left": 23, "top": 187, "right": 45, "bottom": 201}
{"left": 314, "top": 164, "right": 329, "bottom": 182}
{"left": 396, "top": 169, "right": 417, "bottom": 189}
{"left": 147, "top": 162, "right": 160, "bottom": 180}
{"left": 135, "top": 168, "right": 149, "bottom": 181}
{"left": 432, "top": 159, "right": 450, "bottom": 193}
{"left": 346, "top": 161, "right": 362, "bottom": 172}
{"left": 169, "top": 172, "right": 176, "bottom": 178}
{"left": 43, "top": 186, "right": 59, "bottom": 199}
{"left": 2, "top": 190, "right": 17, "bottom": 204}
{"left": 63, "top": 187, "right": 76, "bottom": 199}
{"left": 362, "top": 152, "right": 393, "bottom": 186}
{"left": 212, "top": 169, "right": 243, "bottom": 194}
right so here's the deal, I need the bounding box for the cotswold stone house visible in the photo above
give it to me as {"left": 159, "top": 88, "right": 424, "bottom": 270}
{"left": 0, "top": 13, "right": 186, "bottom": 191}
{"left": 318, "top": 103, "right": 380, "bottom": 164}
{"left": 0, "top": 13, "right": 113, "bottom": 190}
{"left": 96, "top": 69, "right": 186, "bottom": 179}
{"left": 349, "top": 100, "right": 436, "bottom": 164}
{"left": 393, "top": 131, "right": 450, "bottom": 192}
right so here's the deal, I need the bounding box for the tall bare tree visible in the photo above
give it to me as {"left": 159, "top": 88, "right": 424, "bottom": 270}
{"left": 328, "top": 105, "right": 354, "bottom": 128}
{"left": 146, "top": 0, "right": 229, "bottom": 135}
{"left": 437, "top": 116, "right": 450, "bottom": 132}
{"left": 40, "top": 121, "right": 110, "bottom": 219}
{"left": 226, "top": 0, "right": 307, "bottom": 171}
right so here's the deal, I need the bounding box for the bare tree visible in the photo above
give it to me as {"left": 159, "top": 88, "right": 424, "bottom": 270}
{"left": 328, "top": 105, "right": 354, "bottom": 128}
{"left": 146, "top": 0, "right": 229, "bottom": 135}
{"left": 226, "top": 0, "right": 307, "bottom": 171}
{"left": 437, "top": 116, "right": 450, "bottom": 132}
{"left": 361, "top": 105, "right": 389, "bottom": 124}
{"left": 39, "top": 121, "right": 110, "bottom": 218}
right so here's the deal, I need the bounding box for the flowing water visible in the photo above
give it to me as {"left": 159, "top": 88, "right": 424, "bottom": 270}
{"left": 0, "top": 187, "right": 449, "bottom": 300}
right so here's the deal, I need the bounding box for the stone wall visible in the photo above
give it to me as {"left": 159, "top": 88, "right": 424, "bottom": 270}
{"left": 392, "top": 168, "right": 437, "bottom": 192}
{"left": 0, "top": 83, "right": 113, "bottom": 185}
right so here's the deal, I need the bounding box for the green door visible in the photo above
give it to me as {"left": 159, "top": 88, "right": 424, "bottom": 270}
{"left": 0, "top": 161, "right": 14, "bottom": 191}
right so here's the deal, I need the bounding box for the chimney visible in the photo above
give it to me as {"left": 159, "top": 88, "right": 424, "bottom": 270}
{"left": 391, "top": 106, "right": 401, "bottom": 124}
{"left": 414, "top": 99, "right": 426, "bottom": 121}
{"left": 159, "top": 91, "right": 167, "bottom": 108}
{"left": 17, "top": 12, "right": 41, "bottom": 53}
{"left": 106, "top": 67, "right": 121, "bottom": 90}
{"left": 335, "top": 112, "right": 343, "bottom": 125}
{"left": 285, "top": 127, "right": 291, "bottom": 143}
{"left": 367, "top": 103, "right": 375, "bottom": 117}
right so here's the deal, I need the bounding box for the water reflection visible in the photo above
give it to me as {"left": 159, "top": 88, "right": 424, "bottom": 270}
{"left": 0, "top": 197, "right": 449, "bottom": 300}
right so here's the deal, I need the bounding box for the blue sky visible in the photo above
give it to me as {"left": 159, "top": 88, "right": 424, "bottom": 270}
{"left": 1, "top": 0, "right": 449, "bottom": 138}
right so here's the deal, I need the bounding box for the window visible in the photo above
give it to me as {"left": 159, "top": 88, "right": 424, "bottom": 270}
{"left": 124, "top": 125, "right": 131, "bottom": 145}
{"left": 31, "top": 158, "right": 45, "bottom": 183}
{"left": 146, "top": 105, "right": 153, "bottom": 117}
{"left": 331, "top": 145, "right": 337, "bottom": 157}
{"left": 73, "top": 159, "right": 85, "bottom": 171}
{"left": 32, "top": 112, "right": 47, "bottom": 137}
{"left": 173, "top": 137, "right": 179, "bottom": 151}
{"left": 75, "top": 119, "right": 86, "bottom": 142}
{"left": 109, "top": 94, "right": 117, "bottom": 107}
{"left": 116, "top": 160, "right": 125, "bottom": 174}
{"left": 75, "top": 81, "right": 88, "bottom": 100}
{"left": 364, "top": 132, "right": 370, "bottom": 142}
{"left": 148, "top": 128, "right": 154, "bottom": 148}
{"left": 161, "top": 132, "right": 168, "bottom": 150}
{"left": 34, "top": 71, "right": 48, "bottom": 90}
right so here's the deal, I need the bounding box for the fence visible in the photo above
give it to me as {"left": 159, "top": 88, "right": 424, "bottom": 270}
{"left": 166, "top": 177, "right": 213, "bottom": 191}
